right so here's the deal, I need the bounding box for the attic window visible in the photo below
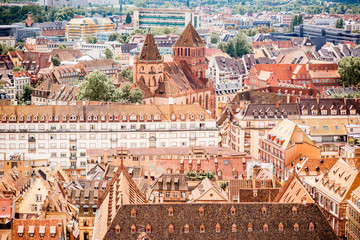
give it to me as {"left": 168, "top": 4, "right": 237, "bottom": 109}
{"left": 146, "top": 224, "right": 151, "bottom": 233}
{"left": 168, "top": 207, "right": 174, "bottom": 216}
{"left": 181, "top": 114, "right": 185, "bottom": 120}
{"left": 131, "top": 224, "right": 136, "bottom": 234}
{"left": 190, "top": 114, "right": 194, "bottom": 120}
{"left": 115, "top": 225, "right": 121, "bottom": 233}
{"left": 216, "top": 223, "right": 220, "bottom": 233}
{"left": 279, "top": 223, "right": 284, "bottom": 232}
{"left": 309, "top": 222, "right": 314, "bottom": 231}
{"left": 199, "top": 206, "right": 204, "bottom": 216}
{"left": 200, "top": 114, "right": 204, "bottom": 120}
{"left": 169, "top": 224, "right": 174, "bottom": 233}
{"left": 230, "top": 206, "right": 236, "bottom": 215}
{"left": 262, "top": 206, "right": 267, "bottom": 215}
{"left": 248, "top": 223, "right": 253, "bottom": 232}
{"left": 171, "top": 114, "right": 176, "bottom": 120}
{"left": 131, "top": 209, "right": 136, "bottom": 218}
{"left": 263, "top": 224, "right": 268, "bottom": 232}
{"left": 200, "top": 224, "right": 205, "bottom": 233}
{"left": 292, "top": 206, "right": 297, "bottom": 214}
{"left": 232, "top": 223, "right": 237, "bottom": 233}
{"left": 184, "top": 224, "right": 189, "bottom": 233}
{"left": 294, "top": 223, "right": 299, "bottom": 232}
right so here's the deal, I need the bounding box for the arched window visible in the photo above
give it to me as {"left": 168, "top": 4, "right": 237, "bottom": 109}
{"left": 150, "top": 76, "right": 156, "bottom": 87}
{"left": 193, "top": 97, "right": 196, "bottom": 103}
{"left": 205, "top": 95, "right": 209, "bottom": 110}
{"left": 199, "top": 95, "right": 202, "bottom": 106}
{"left": 140, "top": 66, "right": 144, "bottom": 72}
{"left": 186, "top": 98, "right": 189, "bottom": 104}
{"left": 140, "top": 76, "right": 145, "bottom": 84}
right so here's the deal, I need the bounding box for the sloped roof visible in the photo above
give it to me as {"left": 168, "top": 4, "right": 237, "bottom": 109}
{"left": 190, "top": 178, "right": 228, "bottom": 202}
{"left": 138, "top": 34, "right": 162, "bottom": 61}
{"left": 174, "top": 23, "right": 205, "bottom": 47}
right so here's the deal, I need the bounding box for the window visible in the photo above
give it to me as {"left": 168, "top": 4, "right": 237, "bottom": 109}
{"left": 115, "top": 225, "right": 121, "bottom": 233}
{"left": 216, "top": 223, "right": 220, "bottom": 233}
{"left": 248, "top": 223, "right": 252, "bottom": 232}
{"left": 184, "top": 224, "right": 189, "bottom": 233}
{"left": 36, "top": 195, "right": 42, "bottom": 202}
{"left": 131, "top": 225, "right": 136, "bottom": 234}
{"left": 131, "top": 209, "right": 136, "bottom": 218}
{"left": 309, "top": 222, "right": 314, "bottom": 231}
{"left": 146, "top": 224, "right": 151, "bottom": 233}
{"left": 279, "top": 223, "right": 284, "bottom": 232}
{"left": 230, "top": 206, "right": 236, "bottom": 215}
{"left": 169, "top": 224, "right": 174, "bottom": 233}
{"left": 263, "top": 224, "right": 268, "bottom": 232}
{"left": 323, "top": 126, "right": 329, "bottom": 130}
{"left": 168, "top": 207, "right": 174, "bottom": 216}
{"left": 294, "top": 223, "right": 299, "bottom": 231}
{"left": 232, "top": 224, "right": 237, "bottom": 233}
{"left": 200, "top": 224, "right": 205, "bottom": 233}
{"left": 166, "top": 192, "right": 170, "bottom": 198}
{"left": 199, "top": 206, "right": 204, "bottom": 216}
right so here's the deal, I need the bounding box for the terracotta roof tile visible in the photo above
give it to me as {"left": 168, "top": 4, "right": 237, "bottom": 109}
{"left": 138, "top": 34, "right": 162, "bottom": 61}
{"left": 174, "top": 23, "right": 205, "bottom": 47}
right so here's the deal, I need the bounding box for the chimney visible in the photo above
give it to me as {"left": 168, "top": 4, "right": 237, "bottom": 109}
{"left": 276, "top": 101, "right": 279, "bottom": 108}
{"left": 344, "top": 96, "right": 347, "bottom": 105}
{"left": 103, "top": 149, "right": 108, "bottom": 163}
{"left": 355, "top": 95, "right": 358, "bottom": 103}
{"left": 316, "top": 94, "right": 319, "bottom": 104}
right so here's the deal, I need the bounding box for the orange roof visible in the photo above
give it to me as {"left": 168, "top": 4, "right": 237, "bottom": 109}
{"left": 174, "top": 23, "right": 205, "bottom": 47}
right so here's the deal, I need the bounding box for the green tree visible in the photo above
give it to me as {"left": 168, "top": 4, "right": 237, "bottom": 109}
{"left": 114, "top": 84, "right": 143, "bottom": 103}
{"left": 338, "top": 57, "right": 360, "bottom": 87}
{"left": 51, "top": 57, "right": 61, "bottom": 66}
{"left": 335, "top": 19, "right": 344, "bottom": 29}
{"left": 120, "top": 69, "right": 133, "bottom": 82}
{"left": 58, "top": 44, "right": 66, "bottom": 49}
{"left": 289, "top": 14, "right": 299, "bottom": 32}
{"left": 0, "top": 44, "right": 15, "bottom": 55}
{"left": 125, "top": 12, "right": 132, "bottom": 24}
{"left": 78, "top": 70, "right": 116, "bottom": 102}
{"left": 104, "top": 47, "right": 113, "bottom": 59}
{"left": 20, "top": 84, "right": 34, "bottom": 103}
{"left": 129, "top": 87, "right": 143, "bottom": 104}
{"left": 108, "top": 32, "right": 121, "bottom": 41}
{"left": 210, "top": 32, "right": 219, "bottom": 44}
{"left": 12, "top": 66, "right": 25, "bottom": 72}
{"left": 218, "top": 33, "right": 252, "bottom": 57}
{"left": 86, "top": 36, "right": 97, "bottom": 44}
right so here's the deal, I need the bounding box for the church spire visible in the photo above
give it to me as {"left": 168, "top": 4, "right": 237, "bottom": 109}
{"left": 138, "top": 34, "right": 162, "bottom": 61}
{"left": 174, "top": 22, "right": 205, "bottom": 47}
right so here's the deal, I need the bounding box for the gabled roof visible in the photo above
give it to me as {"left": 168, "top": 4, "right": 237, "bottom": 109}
{"left": 174, "top": 23, "right": 205, "bottom": 47}
{"left": 189, "top": 178, "right": 228, "bottom": 202}
{"left": 273, "top": 171, "right": 314, "bottom": 203}
{"left": 138, "top": 34, "right": 162, "bottom": 61}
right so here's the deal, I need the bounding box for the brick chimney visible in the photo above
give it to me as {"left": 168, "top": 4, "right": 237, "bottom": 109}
{"left": 344, "top": 96, "right": 347, "bottom": 105}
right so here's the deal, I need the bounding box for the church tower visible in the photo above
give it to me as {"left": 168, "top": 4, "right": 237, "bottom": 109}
{"left": 133, "top": 34, "right": 163, "bottom": 94}
{"left": 173, "top": 23, "right": 206, "bottom": 79}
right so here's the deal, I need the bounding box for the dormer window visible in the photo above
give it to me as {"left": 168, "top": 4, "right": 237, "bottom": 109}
{"left": 146, "top": 224, "right": 151, "bottom": 233}
{"left": 350, "top": 109, "right": 356, "bottom": 115}
{"left": 200, "top": 224, "right": 205, "bottom": 233}
{"left": 88, "top": 116, "right": 92, "bottom": 121}
{"left": 168, "top": 207, "right": 174, "bottom": 216}
{"left": 294, "top": 223, "right": 299, "bottom": 231}
{"left": 154, "top": 114, "right": 160, "bottom": 121}
{"left": 130, "top": 115, "right": 136, "bottom": 121}
{"left": 139, "top": 115, "right": 144, "bottom": 120}
{"left": 232, "top": 224, "right": 237, "bottom": 233}
{"left": 331, "top": 109, "right": 337, "bottom": 115}
{"left": 184, "top": 224, "right": 189, "bottom": 233}
{"left": 302, "top": 110, "right": 308, "bottom": 115}
{"left": 101, "top": 116, "right": 106, "bottom": 121}
{"left": 199, "top": 206, "right": 204, "bottom": 216}
{"left": 309, "top": 222, "right": 314, "bottom": 231}
{"left": 248, "top": 223, "right": 252, "bottom": 232}
{"left": 263, "top": 224, "right": 268, "bottom": 232}
{"left": 115, "top": 225, "right": 121, "bottom": 233}
{"left": 131, "top": 209, "right": 136, "bottom": 218}
{"left": 321, "top": 110, "right": 327, "bottom": 115}
{"left": 262, "top": 206, "right": 267, "bottom": 215}
{"left": 169, "top": 224, "right": 174, "bottom": 233}
{"left": 190, "top": 114, "right": 194, "bottom": 120}
{"left": 122, "top": 115, "right": 126, "bottom": 121}
{"left": 292, "top": 206, "right": 297, "bottom": 214}
{"left": 216, "top": 223, "right": 220, "bottom": 233}
{"left": 109, "top": 116, "right": 113, "bottom": 121}
{"left": 199, "top": 114, "right": 204, "bottom": 120}
{"left": 62, "top": 116, "right": 66, "bottom": 121}
{"left": 279, "top": 223, "right": 284, "bottom": 232}
{"left": 171, "top": 114, "right": 176, "bottom": 120}
{"left": 341, "top": 109, "right": 346, "bottom": 115}
{"left": 27, "top": 116, "right": 31, "bottom": 121}
{"left": 230, "top": 206, "right": 236, "bottom": 215}
{"left": 131, "top": 224, "right": 136, "bottom": 234}
{"left": 181, "top": 114, "right": 185, "bottom": 120}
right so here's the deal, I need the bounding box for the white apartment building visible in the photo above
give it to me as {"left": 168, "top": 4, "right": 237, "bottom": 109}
{"left": 133, "top": 8, "right": 201, "bottom": 29}
{"left": 0, "top": 104, "right": 219, "bottom": 176}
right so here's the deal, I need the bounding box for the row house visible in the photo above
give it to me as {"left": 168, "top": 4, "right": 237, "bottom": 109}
{"left": 8, "top": 51, "right": 53, "bottom": 75}
{"left": 150, "top": 174, "right": 191, "bottom": 203}
{"left": 314, "top": 158, "right": 360, "bottom": 238}
{"left": 259, "top": 119, "right": 320, "bottom": 180}
{"left": 31, "top": 79, "right": 79, "bottom": 105}
{"left": 12, "top": 219, "right": 64, "bottom": 240}
{"left": 346, "top": 186, "right": 360, "bottom": 240}
{"left": 0, "top": 104, "right": 218, "bottom": 176}
{"left": 207, "top": 56, "right": 246, "bottom": 84}
{"left": 245, "top": 63, "right": 341, "bottom": 93}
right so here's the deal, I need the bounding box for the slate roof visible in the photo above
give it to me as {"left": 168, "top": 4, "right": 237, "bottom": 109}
{"left": 174, "top": 23, "right": 205, "bottom": 47}
{"left": 104, "top": 203, "right": 338, "bottom": 240}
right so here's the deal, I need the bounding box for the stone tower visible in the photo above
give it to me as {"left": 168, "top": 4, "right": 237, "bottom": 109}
{"left": 133, "top": 34, "right": 163, "bottom": 94}
{"left": 173, "top": 23, "right": 206, "bottom": 79}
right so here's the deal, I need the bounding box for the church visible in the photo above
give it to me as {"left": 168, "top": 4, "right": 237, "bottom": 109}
{"left": 133, "top": 23, "right": 216, "bottom": 116}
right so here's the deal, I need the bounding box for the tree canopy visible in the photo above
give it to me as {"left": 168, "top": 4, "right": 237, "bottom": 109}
{"left": 12, "top": 66, "right": 25, "bottom": 72}
{"left": 210, "top": 32, "right": 219, "bottom": 44}
{"left": 120, "top": 69, "right": 134, "bottom": 83}
{"left": 338, "top": 57, "right": 360, "bottom": 87}
{"left": 218, "top": 33, "right": 252, "bottom": 57}
{"left": 51, "top": 57, "right": 61, "bottom": 67}
{"left": 289, "top": 14, "right": 303, "bottom": 32}
{"left": 20, "top": 84, "right": 34, "bottom": 103}
{"left": 86, "top": 36, "right": 97, "bottom": 44}
{"left": 125, "top": 12, "right": 132, "bottom": 24}
{"left": 335, "top": 19, "right": 344, "bottom": 29}
{"left": 0, "top": 44, "right": 15, "bottom": 55}
{"left": 78, "top": 70, "right": 143, "bottom": 103}
{"left": 104, "top": 48, "right": 113, "bottom": 59}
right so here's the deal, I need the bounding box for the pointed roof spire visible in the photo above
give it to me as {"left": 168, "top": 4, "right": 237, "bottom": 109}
{"left": 138, "top": 34, "right": 162, "bottom": 61}
{"left": 174, "top": 22, "right": 205, "bottom": 47}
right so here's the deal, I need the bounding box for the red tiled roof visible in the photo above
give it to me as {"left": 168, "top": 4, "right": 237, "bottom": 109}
{"left": 174, "top": 23, "right": 205, "bottom": 47}
{"left": 12, "top": 219, "right": 63, "bottom": 240}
